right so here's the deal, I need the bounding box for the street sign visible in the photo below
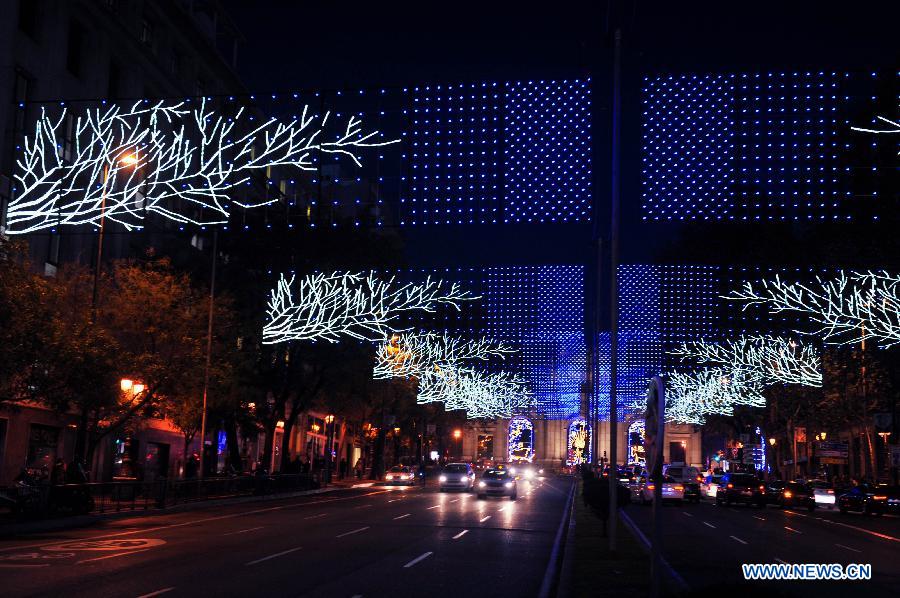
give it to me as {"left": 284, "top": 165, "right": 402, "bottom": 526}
{"left": 815, "top": 441, "right": 849, "bottom": 458}
{"left": 795, "top": 427, "right": 806, "bottom": 443}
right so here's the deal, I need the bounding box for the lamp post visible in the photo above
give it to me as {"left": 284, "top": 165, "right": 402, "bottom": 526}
{"left": 324, "top": 415, "right": 335, "bottom": 484}
{"left": 768, "top": 437, "right": 777, "bottom": 478}
{"left": 453, "top": 428, "right": 462, "bottom": 460}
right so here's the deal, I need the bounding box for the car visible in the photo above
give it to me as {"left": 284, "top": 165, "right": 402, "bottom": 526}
{"left": 439, "top": 463, "right": 475, "bottom": 492}
{"left": 476, "top": 468, "right": 517, "bottom": 500}
{"left": 838, "top": 483, "right": 888, "bottom": 516}
{"left": 630, "top": 475, "right": 685, "bottom": 504}
{"left": 885, "top": 486, "right": 900, "bottom": 516}
{"left": 716, "top": 473, "right": 766, "bottom": 507}
{"left": 510, "top": 462, "right": 543, "bottom": 480}
{"left": 664, "top": 465, "right": 702, "bottom": 484}
{"left": 767, "top": 481, "right": 815, "bottom": 511}
{"left": 385, "top": 465, "right": 417, "bottom": 485}
{"left": 807, "top": 479, "right": 836, "bottom": 509}
{"left": 701, "top": 473, "right": 723, "bottom": 498}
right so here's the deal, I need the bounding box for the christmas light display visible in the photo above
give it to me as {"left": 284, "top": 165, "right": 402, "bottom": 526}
{"left": 372, "top": 332, "right": 513, "bottom": 380}
{"left": 642, "top": 72, "right": 884, "bottom": 221}
{"left": 566, "top": 417, "right": 591, "bottom": 466}
{"left": 725, "top": 271, "right": 900, "bottom": 348}
{"left": 670, "top": 335, "right": 822, "bottom": 387}
{"left": 507, "top": 416, "right": 535, "bottom": 462}
{"left": 665, "top": 369, "right": 766, "bottom": 425}
{"left": 263, "top": 272, "right": 478, "bottom": 344}
{"left": 627, "top": 419, "right": 646, "bottom": 466}
{"left": 7, "top": 99, "right": 398, "bottom": 234}
{"left": 416, "top": 366, "right": 532, "bottom": 420}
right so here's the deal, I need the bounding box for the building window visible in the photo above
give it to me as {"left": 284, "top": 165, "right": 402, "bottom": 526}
{"left": 13, "top": 68, "right": 32, "bottom": 132}
{"left": 66, "top": 21, "right": 86, "bottom": 77}
{"left": 18, "top": 0, "right": 39, "bottom": 40}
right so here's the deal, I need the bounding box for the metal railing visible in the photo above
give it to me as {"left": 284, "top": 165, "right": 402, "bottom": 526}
{"left": 0, "top": 473, "right": 318, "bottom": 523}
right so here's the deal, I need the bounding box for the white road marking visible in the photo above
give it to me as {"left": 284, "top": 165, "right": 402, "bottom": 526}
{"left": 784, "top": 526, "right": 802, "bottom": 534}
{"left": 403, "top": 551, "right": 433, "bottom": 568}
{"left": 336, "top": 527, "right": 370, "bottom": 538}
{"left": 806, "top": 512, "right": 900, "bottom": 543}
{"left": 835, "top": 543, "right": 861, "bottom": 553}
{"left": 245, "top": 546, "right": 302, "bottom": 566}
{"left": 702, "top": 521, "right": 716, "bottom": 528}
{"left": 222, "top": 526, "right": 264, "bottom": 536}
{"left": 480, "top": 515, "right": 491, "bottom": 523}
{"left": 450, "top": 498, "right": 460, "bottom": 503}
{"left": 452, "top": 529, "right": 469, "bottom": 540}
{"left": 304, "top": 513, "right": 326, "bottom": 520}
{"left": 355, "top": 504, "right": 372, "bottom": 509}
{"left": 388, "top": 499, "right": 399, "bottom": 503}
{"left": 774, "top": 558, "right": 788, "bottom": 564}
{"left": 427, "top": 505, "right": 441, "bottom": 510}
{"left": 682, "top": 511, "right": 694, "bottom": 517}
{"left": 729, "top": 535, "right": 748, "bottom": 545}
{"left": 497, "top": 506, "right": 505, "bottom": 512}
{"left": 77, "top": 549, "right": 151, "bottom": 565}
{"left": 752, "top": 516, "right": 766, "bottom": 521}
{"left": 393, "top": 514, "right": 411, "bottom": 520}
{"left": 136, "top": 588, "right": 176, "bottom": 598}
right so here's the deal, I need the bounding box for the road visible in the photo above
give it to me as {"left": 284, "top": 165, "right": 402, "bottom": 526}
{"left": 623, "top": 496, "right": 900, "bottom": 596}
{"left": 0, "top": 476, "right": 573, "bottom": 598}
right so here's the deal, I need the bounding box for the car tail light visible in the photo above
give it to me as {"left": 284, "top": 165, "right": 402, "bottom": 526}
{"left": 827, "top": 489, "right": 834, "bottom": 494}
{"left": 873, "top": 495, "right": 888, "bottom": 500}
{"left": 759, "top": 485, "right": 765, "bottom": 491}
{"left": 674, "top": 485, "right": 684, "bottom": 491}
{"left": 697, "top": 476, "right": 702, "bottom": 482}
{"left": 784, "top": 491, "right": 793, "bottom": 498}
{"left": 727, "top": 483, "right": 734, "bottom": 489}
{"left": 647, "top": 484, "right": 655, "bottom": 491}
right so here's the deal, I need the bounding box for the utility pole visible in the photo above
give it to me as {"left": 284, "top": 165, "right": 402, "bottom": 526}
{"left": 608, "top": 26, "right": 622, "bottom": 553}
{"left": 198, "top": 228, "right": 218, "bottom": 480}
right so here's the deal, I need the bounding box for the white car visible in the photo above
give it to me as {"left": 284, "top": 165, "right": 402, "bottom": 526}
{"left": 701, "top": 474, "right": 723, "bottom": 498}
{"left": 808, "top": 479, "right": 836, "bottom": 509}
{"left": 631, "top": 475, "right": 685, "bottom": 504}
{"left": 385, "top": 465, "right": 417, "bottom": 485}
{"left": 439, "top": 463, "right": 475, "bottom": 491}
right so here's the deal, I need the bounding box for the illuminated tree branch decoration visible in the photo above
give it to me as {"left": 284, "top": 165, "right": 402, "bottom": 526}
{"left": 6, "top": 99, "right": 398, "bottom": 234}
{"left": 373, "top": 332, "right": 514, "bottom": 380}
{"left": 263, "top": 272, "right": 478, "bottom": 345}
{"left": 725, "top": 271, "right": 900, "bottom": 348}
{"left": 417, "top": 366, "right": 532, "bottom": 419}
{"left": 670, "top": 335, "right": 822, "bottom": 387}
{"left": 665, "top": 369, "right": 766, "bottom": 425}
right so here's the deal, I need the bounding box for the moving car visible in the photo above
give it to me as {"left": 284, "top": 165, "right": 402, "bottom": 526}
{"left": 701, "top": 473, "right": 723, "bottom": 498}
{"left": 631, "top": 475, "right": 685, "bottom": 504}
{"left": 767, "top": 481, "right": 815, "bottom": 511}
{"left": 509, "top": 462, "right": 543, "bottom": 480}
{"left": 807, "top": 479, "right": 836, "bottom": 509}
{"left": 476, "top": 468, "right": 517, "bottom": 500}
{"left": 439, "top": 463, "right": 475, "bottom": 492}
{"left": 838, "top": 483, "right": 888, "bottom": 516}
{"left": 385, "top": 465, "right": 417, "bottom": 485}
{"left": 715, "top": 473, "right": 766, "bottom": 507}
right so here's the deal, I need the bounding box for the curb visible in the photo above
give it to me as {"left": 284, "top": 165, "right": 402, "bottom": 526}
{"left": 0, "top": 485, "right": 348, "bottom": 539}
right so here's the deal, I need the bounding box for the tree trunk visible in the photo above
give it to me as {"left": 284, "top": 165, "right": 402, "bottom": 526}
{"left": 280, "top": 416, "right": 296, "bottom": 472}
{"left": 224, "top": 415, "right": 242, "bottom": 473}
{"left": 370, "top": 427, "right": 386, "bottom": 480}
{"left": 261, "top": 419, "right": 276, "bottom": 473}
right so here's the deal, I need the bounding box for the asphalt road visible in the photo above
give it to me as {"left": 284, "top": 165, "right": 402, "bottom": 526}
{"left": 0, "top": 476, "right": 573, "bottom": 598}
{"left": 623, "top": 496, "right": 900, "bottom": 597}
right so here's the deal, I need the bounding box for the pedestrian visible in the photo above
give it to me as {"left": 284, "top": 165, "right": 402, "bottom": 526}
{"left": 354, "top": 458, "right": 363, "bottom": 479}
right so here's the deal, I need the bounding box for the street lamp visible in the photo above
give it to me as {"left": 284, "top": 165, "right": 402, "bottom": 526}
{"left": 324, "top": 415, "right": 335, "bottom": 484}
{"left": 453, "top": 429, "right": 462, "bottom": 460}
{"left": 769, "top": 437, "right": 776, "bottom": 446}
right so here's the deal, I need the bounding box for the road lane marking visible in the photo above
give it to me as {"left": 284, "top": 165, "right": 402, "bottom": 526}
{"left": 682, "top": 511, "right": 693, "bottom": 517}
{"left": 480, "top": 516, "right": 491, "bottom": 523}
{"left": 393, "top": 514, "right": 411, "bottom": 520}
{"left": 702, "top": 522, "right": 716, "bottom": 528}
{"left": 752, "top": 516, "right": 766, "bottom": 521}
{"left": 336, "top": 526, "right": 370, "bottom": 538}
{"left": 403, "top": 552, "right": 433, "bottom": 568}
{"left": 450, "top": 498, "right": 460, "bottom": 503}
{"left": 796, "top": 511, "right": 900, "bottom": 543}
{"left": 427, "top": 505, "right": 441, "bottom": 510}
{"left": 136, "top": 588, "right": 175, "bottom": 598}
{"left": 0, "top": 563, "right": 50, "bottom": 568}
{"left": 245, "top": 546, "right": 302, "bottom": 566}
{"left": 835, "top": 543, "right": 861, "bottom": 553}
{"left": 774, "top": 558, "right": 788, "bottom": 564}
{"left": 222, "top": 526, "right": 264, "bottom": 536}
{"left": 388, "top": 499, "right": 399, "bottom": 503}
{"left": 0, "top": 491, "right": 392, "bottom": 554}
{"left": 77, "top": 549, "right": 150, "bottom": 565}
{"left": 729, "top": 535, "right": 748, "bottom": 545}
{"left": 497, "top": 506, "right": 506, "bottom": 512}
{"left": 452, "top": 530, "right": 469, "bottom": 540}
{"left": 784, "top": 526, "right": 802, "bottom": 534}
{"left": 304, "top": 513, "right": 326, "bottom": 520}
{"left": 355, "top": 504, "right": 372, "bottom": 509}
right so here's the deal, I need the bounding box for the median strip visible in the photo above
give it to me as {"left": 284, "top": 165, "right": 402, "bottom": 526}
{"left": 403, "top": 551, "right": 433, "bottom": 568}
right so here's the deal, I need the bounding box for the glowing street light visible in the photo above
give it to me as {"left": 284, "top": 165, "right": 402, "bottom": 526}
{"left": 120, "top": 378, "right": 133, "bottom": 392}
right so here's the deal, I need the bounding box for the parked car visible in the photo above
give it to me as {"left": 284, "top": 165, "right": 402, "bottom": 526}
{"left": 439, "top": 463, "right": 475, "bottom": 492}
{"left": 385, "top": 465, "right": 417, "bottom": 485}
{"left": 701, "top": 474, "right": 723, "bottom": 498}
{"left": 766, "top": 481, "right": 815, "bottom": 511}
{"left": 838, "top": 483, "right": 888, "bottom": 516}
{"left": 631, "top": 475, "right": 685, "bottom": 504}
{"left": 476, "top": 468, "right": 517, "bottom": 500}
{"left": 716, "top": 473, "right": 766, "bottom": 507}
{"left": 807, "top": 479, "right": 836, "bottom": 509}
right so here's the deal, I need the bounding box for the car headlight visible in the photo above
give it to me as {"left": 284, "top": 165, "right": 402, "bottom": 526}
{"left": 460, "top": 476, "right": 468, "bottom": 483}
{"left": 505, "top": 482, "right": 513, "bottom": 488}
{"left": 479, "top": 481, "right": 486, "bottom": 488}
{"left": 439, "top": 475, "right": 447, "bottom": 483}
{"left": 524, "top": 470, "right": 534, "bottom": 479}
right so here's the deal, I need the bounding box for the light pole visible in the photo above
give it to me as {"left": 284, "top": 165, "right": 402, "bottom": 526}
{"left": 324, "top": 414, "right": 335, "bottom": 484}
{"left": 453, "top": 428, "right": 462, "bottom": 460}
{"left": 198, "top": 228, "right": 218, "bottom": 480}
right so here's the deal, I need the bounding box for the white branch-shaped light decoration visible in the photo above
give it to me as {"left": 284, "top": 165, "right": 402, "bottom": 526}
{"left": 665, "top": 369, "right": 766, "bottom": 425}
{"left": 725, "top": 271, "right": 900, "bottom": 348}
{"left": 373, "top": 332, "right": 514, "bottom": 380}
{"left": 263, "top": 272, "right": 479, "bottom": 344}
{"left": 417, "top": 366, "right": 532, "bottom": 419}
{"left": 6, "top": 99, "right": 399, "bottom": 234}
{"left": 670, "top": 335, "right": 822, "bottom": 387}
